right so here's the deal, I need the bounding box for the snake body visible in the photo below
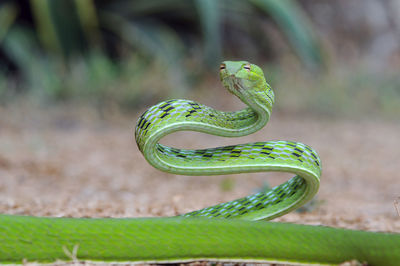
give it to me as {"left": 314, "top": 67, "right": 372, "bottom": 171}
{"left": 1, "top": 61, "right": 399, "bottom": 265}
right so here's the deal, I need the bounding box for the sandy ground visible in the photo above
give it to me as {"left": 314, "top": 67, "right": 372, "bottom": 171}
{"left": 0, "top": 100, "right": 399, "bottom": 265}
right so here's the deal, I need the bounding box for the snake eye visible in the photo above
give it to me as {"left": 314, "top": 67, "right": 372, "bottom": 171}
{"left": 243, "top": 64, "right": 251, "bottom": 71}
{"left": 219, "top": 64, "right": 226, "bottom": 70}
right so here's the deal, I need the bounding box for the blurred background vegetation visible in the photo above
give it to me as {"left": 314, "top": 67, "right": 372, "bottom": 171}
{"left": 0, "top": 0, "right": 399, "bottom": 118}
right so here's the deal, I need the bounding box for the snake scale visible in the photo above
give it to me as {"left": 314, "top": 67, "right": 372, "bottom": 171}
{"left": 1, "top": 61, "right": 399, "bottom": 265}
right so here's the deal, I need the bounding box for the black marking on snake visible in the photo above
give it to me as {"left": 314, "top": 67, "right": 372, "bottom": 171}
{"left": 230, "top": 150, "right": 241, "bottom": 157}
{"left": 138, "top": 118, "right": 151, "bottom": 130}
{"left": 293, "top": 148, "right": 305, "bottom": 162}
{"left": 160, "top": 113, "right": 169, "bottom": 118}
{"left": 159, "top": 103, "right": 171, "bottom": 110}
{"left": 185, "top": 102, "right": 202, "bottom": 117}
{"left": 160, "top": 107, "right": 175, "bottom": 118}
{"left": 188, "top": 102, "right": 202, "bottom": 109}
{"left": 275, "top": 199, "right": 282, "bottom": 204}
{"left": 278, "top": 192, "right": 287, "bottom": 199}
{"left": 294, "top": 148, "right": 303, "bottom": 153}
{"left": 163, "top": 106, "right": 174, "bottom": 113}
{"left": 238, "top": 198, "right": 249, "bottom": 204}
{"left": 137, "top": 117, "right": 145, "bottom": 128}
{"left": 143, "top": 121, "right": 151, "bottom": 130}
{"left": 314, "top": 160, "right": 320, "bottom": 166}
{"left": 139, "top": 109, "right": 149, "bottom": 120}
{"left": 169, "top": 148, "right": 181, "bottom": 154}
{"left": 159, "top": 102, "right": 173, "bottom": 111}
{"left": 158, "top": 103, "right": 175, "bottom": 118}
{"left": 222, "top": 146, "right": 235, "bottom": 151}
{"left": 305, "top": 146, "right": 313, "bottom": 152}
{"left": 202, "top": 154, "right": 213, "bottom": 158}
{"left": 255, "top": 202, "right": 263, "bottom": 208}
{"left": 195, "top": 150, "right": 206, "bottom": 155}
{"left": 157, "top": 146, "right": 165, "bottom": 153}
{"left": 260, "top": 151, "right": 271, "bottom": 155}
{"left": 287, "top": 143, "right": 296, "bottom": 148}
{"left": 262, "top": 147, "right": 273, "bottom": 151}
{"left": 268, "top": 155, "right": 276, "bottom": 159}
{"left": 177, "top": 154, "right": 186, "bottom": 158}
{"left": 310, "top": 152, "right": 318, "bottom": 159}
{"left": 259, "top": 195, "right": 269, "bottom": 201}
{"left": 185, "top": 110, "right": 196, "bottom": 117}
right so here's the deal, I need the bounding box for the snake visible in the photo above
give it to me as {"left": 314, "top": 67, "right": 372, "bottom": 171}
{"left": 1, "top": 61, "right": 399, "bottom": 265}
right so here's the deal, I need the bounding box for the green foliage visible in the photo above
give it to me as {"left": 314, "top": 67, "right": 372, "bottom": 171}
{"left": 0, "top": 2, "right": 17, "bottom": 43}
{"left": 194, "top": 0, "right": 222, "bottom": 66}
{"left": 250, "top": 0, "right": 322, "bottom": 69}
{"left": 0, "top": 0, "right": 324, "bottom": 106}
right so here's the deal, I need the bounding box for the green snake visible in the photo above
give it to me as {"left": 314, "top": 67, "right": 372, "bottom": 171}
{"left": 1, "top": 61, "right": 399, "bottom": 265}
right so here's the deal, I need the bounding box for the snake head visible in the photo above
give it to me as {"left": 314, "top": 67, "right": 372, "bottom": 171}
{"left": 219, "top": 61, "right": 275, "bottom": 112}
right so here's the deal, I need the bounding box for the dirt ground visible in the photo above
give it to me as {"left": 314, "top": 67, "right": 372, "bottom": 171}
{"left": 0, "top": 99, "right": 399, "bottom": 265}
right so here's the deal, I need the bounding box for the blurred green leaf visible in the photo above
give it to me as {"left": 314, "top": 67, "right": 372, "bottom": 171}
{"left": 31, "top": 0, "right": 87, "bottom": 58}
{"left": 106, "top": 0, "right": 191, "bottom": 16}
{"left": 2, "top": 27, "right": 38, "bottom": 74}
{"left": 2, "top": 26, "right": 64, "bottom": 100}
{"left": 47, "top": 0, "right": 86, "bottom": 57}
{"left": 0, "top": 0, "right": 329, "bottom": 108}
{"left": 0, "top": 2, "right": 17, "bottom": 43}
{"left": 29, "top": 0, "right": 61, "bottom": 54}
{"left": 101, "top": 11, "right": 187, "bottom": 94}
{"left": 74, "top": 0, "right": 102, "bottom": 47}
{"left": 194, "top": 0, "right": 222, "bottom": 67}
{"left": 250, "top": 0, "right": 323, "bottom": 69}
